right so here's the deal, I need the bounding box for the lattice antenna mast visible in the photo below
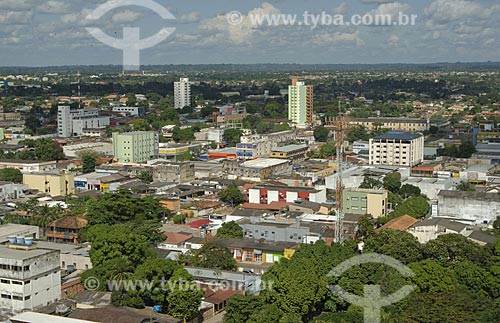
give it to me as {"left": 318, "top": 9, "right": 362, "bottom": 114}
{"left": 334, "top": 101, "right": 347, "bottom": 244}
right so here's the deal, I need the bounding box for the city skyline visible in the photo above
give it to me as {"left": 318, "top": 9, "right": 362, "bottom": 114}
{"left": 0, "top": 0, "right": 498, "bottom": 67}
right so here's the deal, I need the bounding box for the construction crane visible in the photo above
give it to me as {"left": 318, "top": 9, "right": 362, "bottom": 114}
{"left": 333, "top": 110, "right": 348, "bottom": 244}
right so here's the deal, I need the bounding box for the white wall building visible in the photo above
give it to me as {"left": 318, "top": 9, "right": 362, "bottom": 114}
{"left": 0, "top": 245, "right": 61, "bottom": 315}
{"left": 369, "top": 131, "right": 424, "bottom": 167}
{"left": 174, "top": 78, "right": 191, "bottom": 110}
{"left": 57, "top": 106, "right": 110, "bottom": 138}
{"left": 112, "top": 106, "right": 144, "bottom": 117}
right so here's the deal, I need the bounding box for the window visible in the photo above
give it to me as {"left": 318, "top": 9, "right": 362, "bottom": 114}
{"left": 1, "top": 294, "right": 9, "bottom": 299}
{"left": 0, "top": 279, "right": 9, "bottom": 284}
{"left": 352, "top": 206, "right": 359, "bottom": 210}
{"left": 12, "top": 295, "right": 22, "bottom": 301}
{"left": 246, "top": 251, "right": 253, "bottom": 261}
{"left": 12, "top": 281, "right": 22, "bottom": 285}
{"left": 255, "top": 254, "right": 262, "bottom": 262}
{"left": 351, "top": 197, "right": 359, "bottom": 201}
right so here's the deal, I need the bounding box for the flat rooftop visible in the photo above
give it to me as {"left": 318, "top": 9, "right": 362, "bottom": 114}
{"left": 0, "top": 245, "right": 57, "bottom": 261}
{"left": 10, "top": 312, "right": 94, "bottom": 323}
{"left": 272, "top": 144, "right": 308, "bottom": 153}
{"left": 242, "top": 158, "right": 290, "bottom": 169}
{"left": 0, "top": 224, "right": 38, "bottom": 239}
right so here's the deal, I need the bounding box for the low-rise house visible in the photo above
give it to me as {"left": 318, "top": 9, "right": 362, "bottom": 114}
{"left": 157, "top": 231, "right": 192, "bottom": 251}
{"left": 217, "top": 238, "right": 299, "bottom": 265}
{"left": 467, "top": 231, "right": 498, "bottom": 246}
{"left": 46, "top": 216, "right": 88, "bottom": 244}
{"left": 376, "top": 215, "right": 418, "bottom": 233}
{"left": 0, "top": 160, "right": 57, "bottom": 173}
{"left": 224, "top": 158, "right": 292, "bottom": 182}
{"left": 407, "top": 218, "right": 468, "bottom": 243}
{"left": 270, "top": 144, "right": 309, "bottom": 163}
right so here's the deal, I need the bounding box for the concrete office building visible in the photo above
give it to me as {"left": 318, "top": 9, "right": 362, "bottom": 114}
{"left": 270, "top": 144, "right": 308, "bottom": 163}
{"left": 112, "top": 131, "right": 159, "bottom": 163}
{"left": 343, "top": 188, "right": 388, "bottom": 218}
{"left": 369, "top": 131, "right": 424, "bottom": 167}
{"left": 348, "top": 117, "right": 446, "bottom": 132}
{"left": 174, "top": 77, "right": 191, "bottom": 110}
{"left": 57, "top": 106, "right": 110, "bottom": 138}
{"left": 288, "top": 78, "right": 313, "bottom": 127}
{"left": 0, "top": 245, "right": 61, "bottom": 315}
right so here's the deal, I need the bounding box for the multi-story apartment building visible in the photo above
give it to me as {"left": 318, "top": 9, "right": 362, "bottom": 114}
{"left": 223, "top": 158, "right": 292, "bottom": 182}
{"left": 0, "top": 244, "right": 61, "bottom": 315}
{"left": 288, "top": 78, "right": 313, "bottom": 127}
{"left": 270, "top": 144, "right": 309, "bottom": 163}
{"left": 348, "top": 117, "right": 446, "bottom": 132}
{"left": 112, "top": 131, "right": 159, "bottom": 163}
{"left": 248, "top": 184, "right": 327, "bottom": 204}
{"left": 57, "top": 106, "right": 110, "bottom": 138}
{"left": 237, "top": 130, "right": 296, "bottom": 160}
{"left": 343, "top": 188, "right": 388, "bottom": 218}
{"left": 473, "top": 121, "right": 500, "bottom": 145}
{"left": 174, "top": 78, "right": 191, "bottom": 110}
{"left": 369, "top": 131, "right": 424, "bottom": 167}
{"left": 23, "top": 173, "right": 75, "bottom": 197}
{"left": 152, "top": 161, "right": 195, "bottom": 183}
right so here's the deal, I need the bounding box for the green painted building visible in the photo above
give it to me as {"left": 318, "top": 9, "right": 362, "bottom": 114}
{"left": 343, "top": 188, "right": 388, "bottom": 218}
{"left": 112, "top": 131, "right": 159, "bottom": 163}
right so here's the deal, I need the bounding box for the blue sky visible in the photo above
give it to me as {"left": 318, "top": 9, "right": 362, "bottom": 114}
{"left": 0, "top": 0, "right": 498, "bottom": 66}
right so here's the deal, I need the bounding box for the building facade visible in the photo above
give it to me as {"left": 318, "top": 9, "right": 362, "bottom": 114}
{"left": 0, "top": 245, "right": 61, "bottom": 315}
{"left": 270, "top": 144, "right": 308, "bottom": 163}
{"left": 369, "top": 131, "right": 424, "bottom": 167}
{"left": 174, "top": 77, "right": 191, "bottom": 110}
{"left": 348, "top": 118, "right": 446, "bottom": 132}
{"left": 248, "top": 185, "right": 327, "bottom": 204}
{"left": 57, "top": 106, "right": 110, "bottom": 138}
{"left": 288, "top": 78, "right": 313, "bottom": 127}
{"left": 342, "top": 188, "right": 388, "bottom": 218}
{"left": 23, "top": 173, "right": 75, "bottom": 197}
{"left": 112, "top": 131, "right": 159, "bottom": 163}
{"left": 153, "top": 161, "right": 195, "bottom": 183}
{"left": 111, "top": 106, "right": 145, "bottom": 117}
{"left": 224, "top": 158, "right": 292, "bottom": 182}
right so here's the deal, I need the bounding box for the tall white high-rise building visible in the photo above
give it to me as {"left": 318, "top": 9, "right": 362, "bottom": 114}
{"left": 174, "top": 78, "right": 191, "bottom": 110}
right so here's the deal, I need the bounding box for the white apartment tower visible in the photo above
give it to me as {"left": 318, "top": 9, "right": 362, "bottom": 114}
{"left": 174, "top": 78, "right": 191, "bottom": 110}
{"left": 369, "top": 131, "right": 424, "bottom": 167}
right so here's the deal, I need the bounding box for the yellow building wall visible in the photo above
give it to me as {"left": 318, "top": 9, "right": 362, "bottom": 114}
{"left": 23, "top": 173, "right": 75, "bottom": 197}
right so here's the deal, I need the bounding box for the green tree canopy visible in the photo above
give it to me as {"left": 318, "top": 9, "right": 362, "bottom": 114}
{"left": 223, "top": 128, "right": 243, "bottom": 147}
{"left": 0, "top": 168, "right": 23, "bottom": 183}
{"left": 392, "top": 195, "right": 430, "bottom": 219}
{"left": 179, "top": 241, "right": 237, "bottom": 271}
{"left": 383, "top": 172, "right": 401, "bottom": 193}
{"left": 218, "top": 183, "right": 245, "bottom": 206}
{"left": 217, "top": 221, "right": 244, "bottom": 239}
{"left": 313, "top": 126, "right": 329, "bottom": 142}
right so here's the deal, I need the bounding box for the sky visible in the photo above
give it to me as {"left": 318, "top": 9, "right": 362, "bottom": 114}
{"left": 0, "top": 0, "right": 498, "bottom": 66}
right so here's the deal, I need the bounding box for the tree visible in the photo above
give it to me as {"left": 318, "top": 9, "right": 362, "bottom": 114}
{"left": 167, "top": 286, "right": 203, "bottom": 323}
{"left": 359, "top": 176, "right": 383, "bottom": 189}
{"left": 456, "top": 180, "right": 475, "bottom": 192}
{"left": 398, "top": 184, "right": 421, "bottom": 199}
{"left": 217, "top": 221, "right": 244, "bottom": 239}
{"left": 172, "top": 127, "right": 195, "bottom": 143}
{"left": 392, "top": 195, "right": 429, "bottom": 219}
{"left": 138, "top": 170, "right": 153, "bottom": 183}
{"left": 347, "top": 125, "right": 370, "bottom": 142}
{"left": 357, "top": 214, "right": 375, "bottom": 240}
{"left": 0, "top": 168, "right": 23, "bottom": 183}
{"left": 19, "top": 138, "right": 65, "bottom": 161}
{"left": 218, "top": 184, "right": 245, "bottom": 206}
{"left": 133, "top": 119, "right": 150, "bottom": 131}
{"left": 223, "top": 128, "right": 243, "bottom": 147}
{"left": 173, "top": 214, "right": 187, "bottom": 224}
{"left": 78, "top": 150, "right": 100, "bottom": 174}
{"left": 383, "top": 172, "right": 401, "bottom": 193}
{"left": 313, "top": 126, "right": 329, "bottom": 142}
{"left": 365, "top": 229, "right": 423, "bottom": 264}
{"left": 179, "top": 241, "right": 237, "bottom": 270}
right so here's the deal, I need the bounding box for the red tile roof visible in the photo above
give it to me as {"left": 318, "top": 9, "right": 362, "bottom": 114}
{"left": 189, "top": 219, "right": 212, "bottom": 228}
{"left": 376, "top": 215, "right": 418, "bottom": 233}
{"left": 162, "top": 231, "right": 192, "bottom": 244}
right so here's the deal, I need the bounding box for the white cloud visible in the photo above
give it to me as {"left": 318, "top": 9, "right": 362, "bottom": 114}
{"left": 201, "top": 2, "right": 282, "bottom": 44}
{"left": 175, "top": 12, "right": 201, "bottom": 24}
{"left": 0, "top": 11, "right": 33, "bottom": 24}
{"left": 111, "top": 10, "right": 143, "bottom": 24}
{"left": 0, "top": 0, "right": 38, "bottom": 11}
{"left": 37, "top": 1, "right": 73, "bottom": 14}
{"left": 312, "top": 31, "right": 364, "bottom": 46}
{"left": 424, "top": 0, "right": 489, "bottom": 24}
{"left": 364, "top": 2, "right": 412, "bottom": 24}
